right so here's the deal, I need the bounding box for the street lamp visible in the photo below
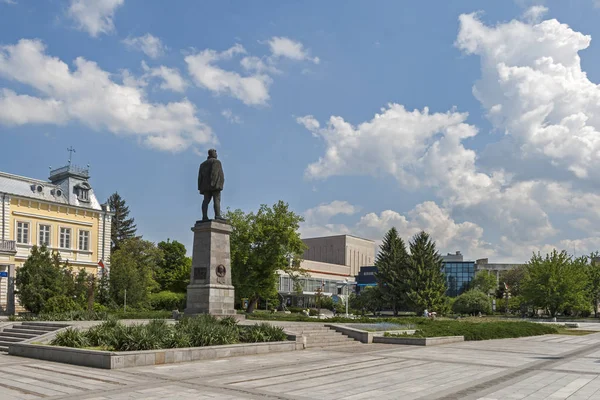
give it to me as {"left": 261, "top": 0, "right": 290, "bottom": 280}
{"left": 344, "top": 278, "right": 349, "bottom": 318}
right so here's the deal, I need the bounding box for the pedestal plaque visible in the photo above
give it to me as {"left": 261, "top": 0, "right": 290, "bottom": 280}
{"left": 184, "top": 220, "right": 236, "bottom": 316}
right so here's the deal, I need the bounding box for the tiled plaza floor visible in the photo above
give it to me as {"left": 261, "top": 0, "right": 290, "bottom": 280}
{"left": 3, "top": 327, "right": 600, "bottom": 399}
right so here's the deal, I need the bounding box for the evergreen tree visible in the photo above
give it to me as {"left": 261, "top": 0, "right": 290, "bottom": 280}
{"left": 108, "top": 192, "right": 137, "bottom": 252}
{"left": 375, "top": 227, "right": 408, "bottom": 316}
{"left": 404, "top": 231, "right": 447, "bottom": 314}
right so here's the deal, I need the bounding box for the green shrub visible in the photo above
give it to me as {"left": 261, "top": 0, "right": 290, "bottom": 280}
{"left": 240, "top": 323, "right": 287, "bottom": 342}
{"left": 452, "top": 290, "right": 492, "bottom": 315}
{"left": 50, "top": 327, "right": 89, "bottom": 348}
{"left": 219, "top": 316, "right": 239, "bottom": 327}
{"left": 149, "top": 291, "right": 186, "bottom": 311}
{"left": 42, "top": 295, "right": 82, "bottom": 314}
{"left": 405, "top": 320, "right": 557, "bottom": 340}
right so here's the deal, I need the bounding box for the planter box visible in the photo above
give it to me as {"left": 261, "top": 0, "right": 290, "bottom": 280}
{"left": 373, "top": 335, "right": 464, "bottom": 346}
{"left": 325, "top": 324, "right": 373, "bottom": 343}
{"left": 8, "top": 338, "right": 303, "bottom": 369}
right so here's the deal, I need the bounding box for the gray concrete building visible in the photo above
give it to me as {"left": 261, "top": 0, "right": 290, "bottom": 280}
{"left": 301, "top": 234, "right": 375, "bottom": 277}
{"left": 475, "top": 258, "right": 525, "bottom": 284}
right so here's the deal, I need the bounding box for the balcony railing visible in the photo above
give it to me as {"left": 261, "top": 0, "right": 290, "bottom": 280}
{"left": 0, "top": 240, "right": 16, "bottom": 253}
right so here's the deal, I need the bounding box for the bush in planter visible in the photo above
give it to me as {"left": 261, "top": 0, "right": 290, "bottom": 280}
{"left": 240, "top": 323, "right": 287, "bottom": 343}
{"left": 452, "top": 290, "right": 492, "bottom": 315}
{"left": 50, "top": 327, "right": 89, "bottom": 348}
{"left": 149, "top": 291, "right": 186, "bottom": 311}
{"left": 42, "top": 295, "right": 82, "bottom": 314}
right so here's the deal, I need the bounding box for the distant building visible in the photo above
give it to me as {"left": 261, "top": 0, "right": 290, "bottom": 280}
{"left": 277, "top": 234, "right": 375, "bottom": 308}
{"left": 0, "top": 163, "right": 112, "bottom": 314}
{"left": 355, "top": 266, "right": 377, "bottom": 294}
{"left": 442, "top": 251, "right": 475, "bottom": 297}
{"left": 475, "top": 258, "right": 525, "bottom": 285}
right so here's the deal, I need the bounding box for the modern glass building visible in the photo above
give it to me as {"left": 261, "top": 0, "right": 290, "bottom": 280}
{"left": 355, "top": 266, "right": 377, "bottom": 294}
{"left": 443, "top": 261, "right": 475, "bottom": 297}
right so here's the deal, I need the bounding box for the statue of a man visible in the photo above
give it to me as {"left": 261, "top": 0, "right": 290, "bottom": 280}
{"left": 198, "top": 148, "right": 225, "bottom": 221}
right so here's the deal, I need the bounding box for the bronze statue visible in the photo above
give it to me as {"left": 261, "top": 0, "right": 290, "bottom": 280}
{"left": 198, "top": 149, "right": 225, "bottom": 221}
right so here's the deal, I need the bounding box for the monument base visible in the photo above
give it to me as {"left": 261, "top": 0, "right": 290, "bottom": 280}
{"left": 184, "top": 283, "right": 236, "bottom": 316}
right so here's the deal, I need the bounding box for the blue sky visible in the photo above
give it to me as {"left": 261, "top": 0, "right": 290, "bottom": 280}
{"left": 2, "top": 0, "right": 600, "bottom": 262}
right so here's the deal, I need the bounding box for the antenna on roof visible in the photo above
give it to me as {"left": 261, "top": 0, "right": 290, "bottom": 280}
{"left": 67, "top": 146, "right": 76, "bottom": 164}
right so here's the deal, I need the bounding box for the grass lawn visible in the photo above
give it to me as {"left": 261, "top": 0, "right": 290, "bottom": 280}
{"left": 555, "top": 329, "right": 598, "bottom": 336}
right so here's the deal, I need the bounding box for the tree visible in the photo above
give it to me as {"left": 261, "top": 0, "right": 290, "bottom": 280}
{"left": 108, "top": 192, "right": 137, "bottom": 252}
{"left": 404, "top": 231, "right": 447, "bottom": 315}
{"left": 452, "top": 290, "right": 492, "bottom": 315}
{"left": 226, "top": 201, "right": 306, "bottom": 313}
{"left": 156, "top": 239, "right": 191, "bottom": 293}
{"left": 521, "top": 250, "right": 588, "bottom": 317}
{"left": 375, "top": 227, "right": 409, "bottom": 316}
{"left": 471, "top": 271, "right": 497, "bottom": 295}
{"left": 497, "top": 264, "right": 526, "bottom": 298}
{"left": 109, "top": 238, "right": 161, "bottom": 308}
{"left": 15, "top": 245, "right": 77, "bottom": 313}
{"left": 586, "top": 253, "right": 600, "bottom": 317}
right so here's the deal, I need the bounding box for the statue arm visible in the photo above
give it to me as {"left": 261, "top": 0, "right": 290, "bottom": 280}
{"left": 198, "top": 166, "right": 203, "bottom": 191}
{"left": 211, "top": 160, "right": 223, "bottom": 187}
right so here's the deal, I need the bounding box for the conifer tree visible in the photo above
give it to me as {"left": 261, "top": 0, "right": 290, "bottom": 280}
{"left": 375, "top": 227, "right": 409, "bottom": 315}
{"left": 404, "top": 231, "right": 447, "bottom": 314}
{"left": 108, "top": 192, "right": 137, "bottom": 252}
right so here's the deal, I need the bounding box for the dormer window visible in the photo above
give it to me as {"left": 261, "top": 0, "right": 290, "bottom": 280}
{"left": 74, "top": 182, "right": 91, "bottom": 203}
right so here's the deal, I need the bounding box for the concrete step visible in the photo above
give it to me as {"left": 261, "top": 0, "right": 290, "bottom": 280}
{"left": 0, "top": 346, "right": 7, "bottom": 353}
{"left": 0, "top": 332, "right": 38, "bottom": 339}
{"left": 4, "top": 328, "right": 50, "bottom": 336}
{"left": 305, "top": 336, "right": 355, "bottom": 344}
{"left": 0, "top": 340, "right": 23, "bottom": 348}
{"left": 0, "top": 336, "right": 24, "bottom": 343}
{"left": 298, "top": 330, "right": 343, "bottom": 336}
{"left": 19, "top": 323, "right": 65, "bottom": 331}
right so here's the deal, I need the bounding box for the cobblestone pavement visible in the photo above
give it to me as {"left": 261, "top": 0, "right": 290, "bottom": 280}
{"left": 3, "top": 329, "right": 600, "bottom": 399}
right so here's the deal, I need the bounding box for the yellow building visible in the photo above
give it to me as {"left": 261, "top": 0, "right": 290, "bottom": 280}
{"left": 0, "top": 164, "right": 112, "bottom": 314}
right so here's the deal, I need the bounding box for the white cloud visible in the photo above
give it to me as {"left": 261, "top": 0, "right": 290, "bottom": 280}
{"left": 1, "top": 0, "right": 17, "bottom": 5}
{"left": 522, "top": 6, "right": 548, "bottom": 23}
{"left": 456, "top": 12, "right": 600, "bottom": 182}
{"left": 0, "top": 39, "right": 213, "bottom": 152}
{"left": 240, "top": 56, "right": 280, "bottom": 74}
{"left": 299, "top": 11, "right": 600, "bottom": 262}
{"left": 221, "top": 109, "right": 242, "bottom": 124}
{"left": 268, "top": 37, "right": 319, "bottom": 64}
{"left": 68, "top": 0, "right": 124, "bottom": 37}
{"left": 185, "top": 44, "right": 272, "bottom": 106}
{"left": 0, "top": 89, "right": 68, "bottom": 125}
{"left": 300, "top": 200, "right": 493, "bottom": 259}
{"left": 123, "top": 34, "right": 165, "bottom": 59}
{"left": 141, "top": 62, "right": 187, "bottom": 93}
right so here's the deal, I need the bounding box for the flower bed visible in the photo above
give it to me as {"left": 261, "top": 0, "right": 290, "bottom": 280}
{"left": 50, "top": 315, "right": 287, "bottom": 351}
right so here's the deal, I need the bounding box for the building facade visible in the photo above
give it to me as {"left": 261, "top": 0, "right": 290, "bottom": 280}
{"left": 277, "top": 234, "right": 374, "bottom": 308}
{"left": 442, "top": 251, "right": 475, "bottom": 297}
{"left": 0, "top": 164, "right": 112, "bottom": 314}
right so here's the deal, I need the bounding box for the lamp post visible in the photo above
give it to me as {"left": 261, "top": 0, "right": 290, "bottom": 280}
{"left": 344, "top": 279, "right": 349, "bottom": 318}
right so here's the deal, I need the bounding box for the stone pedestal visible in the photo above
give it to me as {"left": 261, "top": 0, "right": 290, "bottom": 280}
{"left": 185, "top": 220, "right": 236, "bottom": 316}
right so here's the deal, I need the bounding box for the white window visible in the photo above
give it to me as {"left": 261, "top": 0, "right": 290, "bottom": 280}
{"left": 79, "top": 230, "right": 89, "bottom": 251}
{"left": 16, "top": 221, "right": 29, "bottom": 244}
{"left": 60, "top": 227, "right": 71, "bottom": 249}
{"left": 39, "top": 225, "right": 51, "bottom": 246}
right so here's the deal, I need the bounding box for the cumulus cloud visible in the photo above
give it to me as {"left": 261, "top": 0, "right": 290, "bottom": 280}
{"left": 185, "top": 44, "right": 272, "bottom": 106}
{"left": 299, "top": 12, "right": 600, "bottom": 262}
{"left": 0, "top": 39, "right": 213, "bottom": 152}
{"left": 456, "top": 12, "right": 600, "bottom": 182}
{"left": 268, "top": 37, "right": 320, "bottom": 64}
{"left": 300, "top": 200, "right": 493, "bottom": 258}
{"left": 141, "top": 62, "right": 187, "bottom": 93}
{"left": 123, "top": 34, "right": 165, "bottom": 59}
{"left": 522, "top": 6, "right": 548, "bottom": 23}
{"left": 221, "top": 109, "right": 242, "bottom": 124}
{"left": 68, "top": 0, "right": 124, "bottom": 37}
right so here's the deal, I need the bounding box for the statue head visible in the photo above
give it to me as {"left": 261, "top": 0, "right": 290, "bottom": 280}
{"left": 208, "top": 149, "right": 217, "bottom": 159}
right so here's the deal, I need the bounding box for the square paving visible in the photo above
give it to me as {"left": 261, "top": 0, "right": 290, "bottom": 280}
{"left": 2, "top": 328, "right": 600, "bottom": 399}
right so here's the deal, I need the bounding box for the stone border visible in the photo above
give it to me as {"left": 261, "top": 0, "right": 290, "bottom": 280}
{"left": 373, "top": 335, "right": 464, "bottom": 346}
{"left": 325, "top": 324, "right": 373, "bottom": 343}
{"left": 8, "top": 335, "right": 304, "bottom": 369}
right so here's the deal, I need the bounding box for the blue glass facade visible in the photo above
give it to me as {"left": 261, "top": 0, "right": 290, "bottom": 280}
{"left": 443, "top": 261, "right": 475, "bottom": 297}
{"left": 355, "top": 266, "right": 377, "bottom": 294}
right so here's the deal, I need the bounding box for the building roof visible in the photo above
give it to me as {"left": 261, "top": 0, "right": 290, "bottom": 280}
{"left": 302, "top": 233, "right": 375, "bottom": 243}
{"left": 0, "top": 168, "right": 103, "bottom": 211}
